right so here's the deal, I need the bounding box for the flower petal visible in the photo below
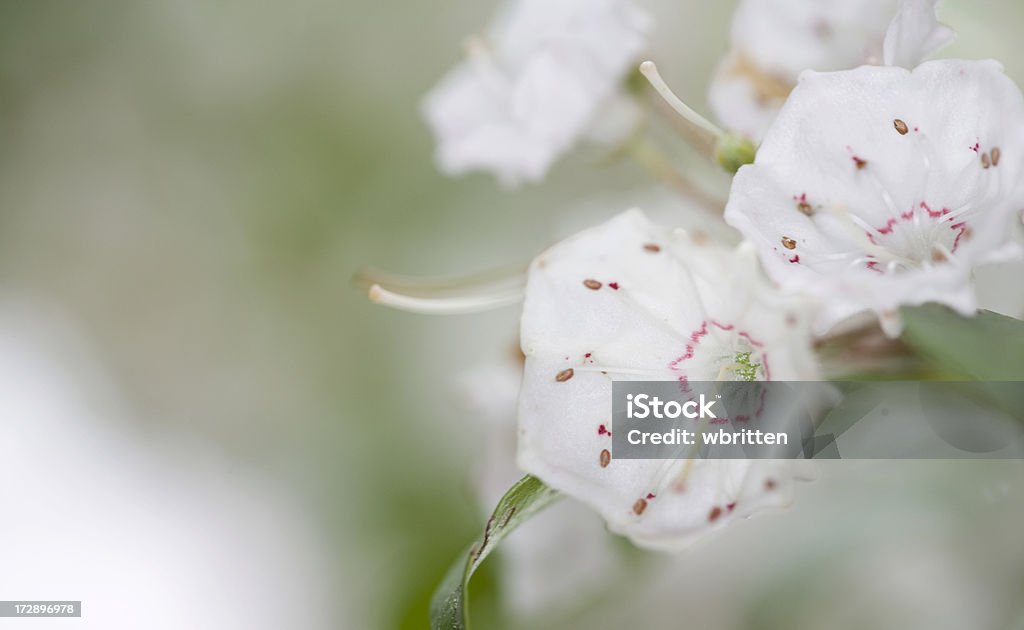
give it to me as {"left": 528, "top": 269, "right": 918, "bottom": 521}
{"left": 421, "top": 0, "right": 650, "bottom": 186}
{"left": 518, "top": 210, "right": 819, "bottom": 550}
{"left": 726, "top": 60, "right": 1024, "bottom": 334}
{"left": 882, "top": 0, "right": 955, "bottom": 68}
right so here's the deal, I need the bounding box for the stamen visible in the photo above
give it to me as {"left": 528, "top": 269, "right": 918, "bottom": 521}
{"left": 797, "top": 197, "right": 814, "bottom": 215}
{"left": 825, "top": 203, "right": 915, "bottom": 268}
{"left": 353, "top": 265, "right": 526, "bottom": 295}
{"left": 639, "top": 61, "right": 724, "bottom": 141}
{"left": 368, "top": 284, "right": 522, "bottom": 314}
{"left": 600, "top": 449, "right": 611, "bottom": 468}
{"left": 932, "top": 242, "right": 957, "bottom": 265}
{"left": 894, "top": 119, "right": 909, "bottom": 135}
{"left": 939, "top": 203, "right": 973, "bottom": 225}
{"left": 575, "top": 365, "right": 678, "bottom": 378}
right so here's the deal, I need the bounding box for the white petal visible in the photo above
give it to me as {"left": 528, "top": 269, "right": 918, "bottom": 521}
{"left": 728, "top": 0, "right": 897, "bottom": 78}
{"left": 710, "top": 0, "right": 956, "bottom": 141}
{"left": 726, "top": 60, "right": 1024, "bottom": 334}
{"left": 882, "top": 0, "right": 955, "bottom": 68}
{"left": 421, "top": 0, "right": 650, "bottom": 186}
{"left": 456, "top": 356, "right": 620, "bottom": 615}
{"left": 708, "top": 50, "right": 792, "bottom": 142}
{"left": 517, "top": 210, "right": 819, "bottom": 551}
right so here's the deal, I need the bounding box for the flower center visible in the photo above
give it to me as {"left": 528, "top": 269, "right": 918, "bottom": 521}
{"left": 731, "top": 351, "right": 762, "bottom": 381}
{"left": 860, "top": 202, "right": 970, "bottom": 273}
{"left": 668, "top": 320, "right": 770, "bottom": 382}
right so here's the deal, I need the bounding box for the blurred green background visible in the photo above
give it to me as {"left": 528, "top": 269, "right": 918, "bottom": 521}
{"left": 2, "top": 1, "right": 1024, "bottom": 629}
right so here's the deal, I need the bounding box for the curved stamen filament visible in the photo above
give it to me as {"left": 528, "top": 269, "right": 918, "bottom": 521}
{"left": 639, "top": 61, "right": 724, "bottom": 142}
{"left": 353, "top": 265, "right": 526, "bottom": 296}
{"left": 368, "top": 284, "right": 523, "bottom": 314}
{"left": 574, "top": 365, "right": 679, "bottom": 378}
{"left": 826, "top": 202, "right": 916, "bottom": 268}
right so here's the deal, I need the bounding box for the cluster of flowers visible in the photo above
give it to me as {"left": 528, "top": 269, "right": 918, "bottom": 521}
{"left": 375, "top": 0, "right": 1024, "bottom": 554}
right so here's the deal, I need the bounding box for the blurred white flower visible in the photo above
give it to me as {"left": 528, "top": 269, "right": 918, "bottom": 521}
{"left": 709, "top": 0, "right": 953, "bottom": 141}
{"left": 421, "top": 0, "right": 650, "bottom": 187}
{"left": 516, "top": 209, "right": 818, "bottom": 551}
{"left": 725, "top": 60, "right": 1024, "bottom": 336}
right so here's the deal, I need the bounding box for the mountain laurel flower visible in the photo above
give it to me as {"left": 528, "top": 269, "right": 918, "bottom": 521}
{"left": 516, "top": 209, "right": 818, "bottom": 551}
{"left": 725, "top": 59, "right": 1024, "bottom": 336}
{"left": 709, "top": 0, "right": 953, "bottom": 142}
{"left": 421, "top": 0, "right": 651, "bottom": 187}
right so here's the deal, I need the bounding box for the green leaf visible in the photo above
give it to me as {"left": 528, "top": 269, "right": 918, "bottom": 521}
{"left": 811, "top": 382, "right": 875, "bottom": 451}
{"left": 900, "top": 304, "right": 1024, "bottom": 380}
{"left": 429, "top": 475, "right": 559, "bottom": 630}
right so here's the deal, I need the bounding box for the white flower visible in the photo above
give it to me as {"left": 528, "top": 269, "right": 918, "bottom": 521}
{"left": 421, "top": 0, "right": 650, "bottom": 187}
{"left": 709, "top": 0, "right": 953, "bottom": 141}
{"left": 516, "top": 209, "right": 819, "bottom": 551}
{"left": 725, "top": 59, "right": 1024, "bottom": 336}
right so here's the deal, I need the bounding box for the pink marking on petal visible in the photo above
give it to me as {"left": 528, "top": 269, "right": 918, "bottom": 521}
{"left": 952, "top": 227, "right": 968, "bottom": 252}
{"left": 608, "top": 282, "right": 620, "bottom": 290}
{"left": 788, "top": 255, "right": 800, "bottom": 263}
{"left": 877, "top": 218, "right": 898, "bottom": 235}
{"left": 737, "top": 331, "right": 764, "bottom": 348}
{"left": 921, "top": 201, "right": 946, "bottom": 218}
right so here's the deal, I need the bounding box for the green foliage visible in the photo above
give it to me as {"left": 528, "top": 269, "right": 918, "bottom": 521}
{"left": 901, "top": 304, "right": 1024, "bottom": 420}
{"left": 430, "top": 475, "right": 560, "bottom": 630}
{"left": 900, "top": 304, "right": 1024, "bottom": 380}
